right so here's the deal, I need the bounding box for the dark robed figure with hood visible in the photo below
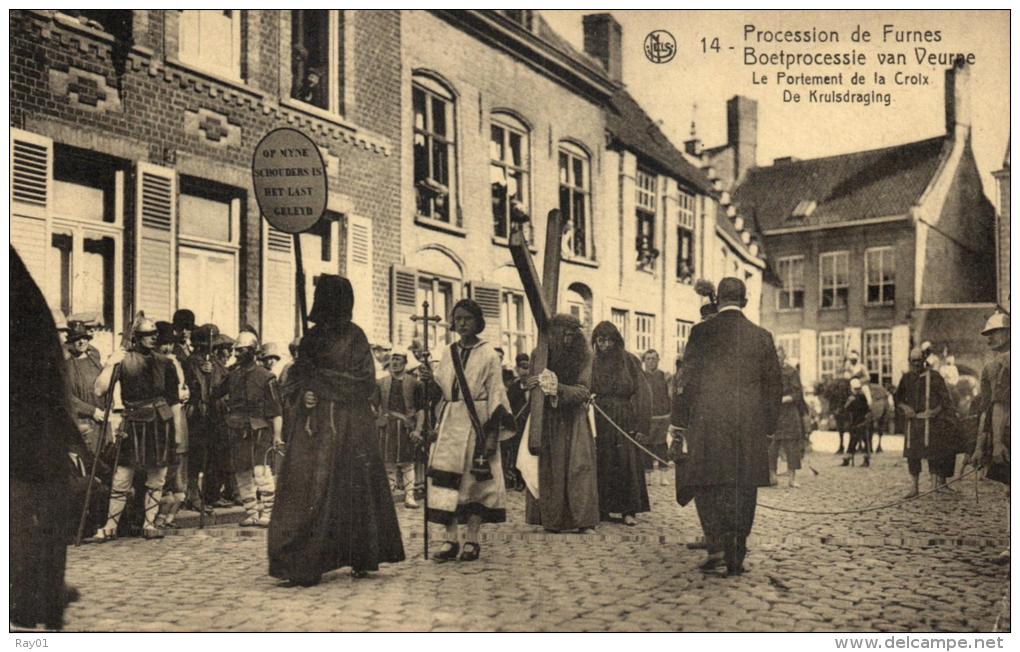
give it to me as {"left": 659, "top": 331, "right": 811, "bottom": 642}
{"left": 268, "top": 275, "right": 404, "bottom": 585}
{"left": 671, "top": 277, "right": 782, "bottom": 576}
{"left": 522, "top": 314, "right": 599, "bottom": 532}
{"left": 591, "top": 320, "right": 652, "bottom": 525}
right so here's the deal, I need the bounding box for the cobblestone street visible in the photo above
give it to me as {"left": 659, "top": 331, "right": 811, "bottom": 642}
{"left": 63, "top": 444, "right": 1010, "bottom": 632}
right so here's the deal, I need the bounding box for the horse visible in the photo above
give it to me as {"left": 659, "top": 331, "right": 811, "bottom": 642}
{"left": 819, "top": 377, "right": 892, "bottom": 454}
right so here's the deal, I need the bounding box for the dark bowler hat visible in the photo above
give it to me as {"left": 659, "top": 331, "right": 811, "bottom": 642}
{"left": 172, "top": 309, "right": 196, "bottom": 331}
{"left": 66, "top": 322, "right": 93, "bottom": 343}
{"left": 192, "top": 323, "right": 220, "bottom": 349}
{"left": 155, "top": 321, "right": 176, "bottom": 347}
{"left": 515, "top": 352, "right": 530, "bottom": 365}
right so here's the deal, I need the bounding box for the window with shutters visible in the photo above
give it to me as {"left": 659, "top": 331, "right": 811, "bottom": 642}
{"left": 48, "top": 145, "right": 125, "bottom": 354}
{"left": 469, "top": 283, "right": 502, "bottom": 338}
{"left": 417, "top": 276, "right": 455, "bottom": 349}
{"left": 490, "top": 114, "right": 530, "bottom": 241}
{"left": 674, "top": 319, "right": 693, "bottom": 361}
{"left": 818, "top": 331, "right": 845, "bottom": 381}
{"left": 865, "top": 247, "right": 896, "bottom": 306}
{"left": 501, "top": 291, "right": 533, "bottom": 364}
{"left": 635, "top": 168, "right": 658, "bottom": 272}
{"left": 413, "top": 75, "right": 457, "bottom": 225}
{"left": 610, "top": 308, "right": 629, "bottom": 347}
{"left": 777, "top": 256, "right": 805, "bottom": 310}
{"left": 819, "top": 251, "right": 849, "bottom": 309}
{"left": 288, "top": 10, "right": 344, "bottom": 115}
{"left": 864, "top": 330, "right": 893, "bottom": 386}
{"left": 178, "top": 177, "right": 241, "bottom": 336}
{"left": 676, "top": 190, "right": 696, "bottom": 283}
{"left": 559, "top": 142, "right": 593, "bottom": 260}
{"left": 776, "top": 333, "right": 800, "bottom": 364}
{"left": 344, "top": 214, "right": 373, "bottom": 332}
{"left": 178, "top": 10, "right": 242, "bottom": 81}
{"left": 635, "top": 312, "right": 655, "bottom": 356}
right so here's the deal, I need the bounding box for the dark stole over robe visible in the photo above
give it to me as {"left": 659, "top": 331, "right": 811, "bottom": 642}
{"left": 10, "top": 246, "right": 76, "bottom": 629}
{"left": 268, "top": 276, "right": 404, "bottom": 582}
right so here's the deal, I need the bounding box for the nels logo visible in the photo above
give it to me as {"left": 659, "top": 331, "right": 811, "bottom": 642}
{"left": 644, "top": 30, "right": 677, "bottom": 64}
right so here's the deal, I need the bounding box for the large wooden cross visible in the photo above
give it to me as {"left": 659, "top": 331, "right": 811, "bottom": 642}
{"left": 508, "top": 207, "right": 562, "bottom": 455}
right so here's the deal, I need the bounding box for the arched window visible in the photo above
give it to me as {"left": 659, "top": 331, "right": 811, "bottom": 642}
{"left": 413, "top": 74, "right": 457, "bottom": 225}
{"left": 490, "top": 112, "right": 530, "bottom": 239}
{"left": 558, "top": 142, "right": 593, "bottom": 259}
{"left": 565, "top": 282, "right": 593, "bottom": 331}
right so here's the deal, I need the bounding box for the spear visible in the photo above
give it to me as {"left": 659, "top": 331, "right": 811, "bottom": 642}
{"left": 411, "top": 299, "right": 441, "bottom": 560}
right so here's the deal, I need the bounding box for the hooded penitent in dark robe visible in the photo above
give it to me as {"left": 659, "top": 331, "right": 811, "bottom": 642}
{"left": 10, "top": 246, "right": 76, "bottom": 629}
{"left": 591, "top": 321, "right": 651, "bottom": 519}
{"left": 268, "top": 276, "right": 404, "bottom": 583}
{"left": 523, "top": 314, "right": 599, "bottom": 531}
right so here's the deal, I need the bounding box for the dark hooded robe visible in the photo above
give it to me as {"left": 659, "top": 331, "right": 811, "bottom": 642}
{"left": 894, "top": 367, "right": 961, "bottom": 477}
{"left": 268, "top": 275, "right": 404, "bottom": 582}
{"left": 10, "top": 246, "right": 75, "bottom": 629}
{"left": 590, "top": 321, "right": 651, "bottom": 519}
{"left": 523, "top": 315, "right": 600, "bottom": 531}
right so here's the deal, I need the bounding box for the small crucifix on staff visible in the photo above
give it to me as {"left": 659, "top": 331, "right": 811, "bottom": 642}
{"left": 410, "top": 300, "right": 442, "bottom": 560}
{"left": 507, "top": 204, "right": 563, "bottom": 454}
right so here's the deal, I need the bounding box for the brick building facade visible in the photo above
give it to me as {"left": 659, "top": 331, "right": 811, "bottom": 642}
{"left": 11, "top": 9, "right": 401, "bottom": 355}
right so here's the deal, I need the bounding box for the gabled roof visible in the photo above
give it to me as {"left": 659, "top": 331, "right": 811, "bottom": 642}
{"left": 605, "top": 88, "right": 714, "bottom": 195}
{"left": 733, "top": 136, "right": 950, "bottom": 232}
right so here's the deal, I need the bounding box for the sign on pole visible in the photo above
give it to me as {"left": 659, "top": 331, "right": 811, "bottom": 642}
{"left": 251, "top": 128, "right": 329, "bottom": 333}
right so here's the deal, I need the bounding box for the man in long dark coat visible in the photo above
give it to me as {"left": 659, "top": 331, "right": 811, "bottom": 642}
{"left": 671, "top": 277, "right": 782, "bottom": 576}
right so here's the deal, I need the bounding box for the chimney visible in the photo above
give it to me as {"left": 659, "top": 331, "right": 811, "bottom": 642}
{"left": 726, "top": 96, "right": 758, "bottom": 183}
{"left": 944, "top": 60, "right": 971, "bottom": 139}
{"left": 684, "top": 137, "right": 702, "bottom": 156}
{"left": 583, "top": 13, "right": 623, "bottom": 83}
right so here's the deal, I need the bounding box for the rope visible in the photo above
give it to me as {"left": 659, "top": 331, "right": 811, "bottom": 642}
{"left": 586, "top": 395, "right": 986, "bottom": 517}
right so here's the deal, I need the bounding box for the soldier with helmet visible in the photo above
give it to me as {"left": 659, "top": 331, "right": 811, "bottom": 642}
{"left": 93, "top": 316, "right": 180, "bottom": 540}
{"left": 895, "top": 345, "right": 960, "bottom": 497}
{"left": 211, "top": 331, "right": 283, "bottom": 526}
{"left": 969, "top": 310, "right": 1010, "bottom": 564}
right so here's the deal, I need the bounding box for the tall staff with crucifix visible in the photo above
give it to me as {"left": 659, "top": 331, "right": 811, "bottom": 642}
{"left": 411, "top": 301, "right": 441, "bottom": 559}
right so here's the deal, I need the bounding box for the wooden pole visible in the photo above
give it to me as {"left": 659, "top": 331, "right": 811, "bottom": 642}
{"left": 294, "top": 234, "right": 309, "bottom": 335}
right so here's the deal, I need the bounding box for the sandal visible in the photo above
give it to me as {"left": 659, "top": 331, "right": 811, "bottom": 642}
{"left": 433, "top": 541, "right": 460, "bottom": 562}
{"left": 459, "top": 542, "right": 481, "bottom": 562}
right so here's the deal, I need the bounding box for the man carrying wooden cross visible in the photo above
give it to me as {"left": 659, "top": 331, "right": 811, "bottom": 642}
{"left": 510, "top": 207, "right": 599, "bottom": 533}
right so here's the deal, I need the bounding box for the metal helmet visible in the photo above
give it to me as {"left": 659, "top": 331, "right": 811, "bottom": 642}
{"left": 981, "top": 311, "right": 1010, "bottom": 335}
{"left": 259, "top": 342, "right": 282, "bottom": 360}
{"left": 908, "top": 346, "right": 924, "bottom": 362}
{"left": 133, "top": 316, "right": 158, "bottom": 336}
{"left": 236, "top": 331, "right": 259, "bottom": 350}
{"left": 849, "top": 378, "right": 862, "bottom": 390}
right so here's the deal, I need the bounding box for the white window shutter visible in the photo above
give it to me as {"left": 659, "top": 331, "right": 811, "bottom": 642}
{"left": 467, "top": 281, "right": 502, "bottom": 337}
{"left": 135, "top": 161, "right": 176, "bottom": 321}
{"left": 346, "top": 214, "right": 374, "bottom": 335}
{"left": 390, "top": 264, "right": 418, "bottom": 349}
{"left": 10, "top": 129, "right": 53, "bottom": 289}
{"left": 263, "top": 224, "right": 296, "bottom": 345}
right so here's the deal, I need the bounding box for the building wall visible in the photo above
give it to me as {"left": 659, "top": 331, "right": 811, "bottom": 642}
{"left": 917, "top": 145, "right": 997, "bottom": 305}
{"left": 10, "top": 9, "right": 402, "bottom": 348}
{"left": 993, "top": 163, "right": 1010, "bottom": 309}
{"left": 761, "top": 221, "right": 915, "bottom": 388}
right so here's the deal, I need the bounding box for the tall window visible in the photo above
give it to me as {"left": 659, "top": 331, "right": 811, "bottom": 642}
{"left": 635, "top": 168, "right": 657, "bottom": 271}
{"left": 819, "top": 251, "right": 849, "bottom": 309}
{"left": 865, "top": 247, "right": 896, "bottom": 305}
{"left": 416, "top": 277, "right": 454, "bottom": 349}
{"left": 777, "top": 333, "right": 800, "bottom": 363}
{"left": 676, "top": 190, "right": 696, "bottom": 282}
{"left": 635, "top": 312, "right": 655, "bottom": 355}
{"left": 490, "top": 115, "right": 529, "bottom": 239}
{"left": 179, "top": 10, "right": 242, "bottom": 80}
{"left": 49, "top": 146, "right": 123, "bottom": 355}
{"left": 559, "top": 143, "right": 592, "bottom": 259}
{"left": 674, "top": 319, "right": 693, "bottom": 361}
{"left": 610, "top": 308, "right": 629, "bottom": 346}
{"left": 777, "top": 256, "right": 805, "bottom": 310}
{"left": 178, "top": 179, "right": 241, "bottom": 337}
{"left": 501, "top": 291, "right": 533, "bottom": 363}
{"left": 864, "top": 330, "right": 893, "bottom": 386}
{"left": 413, "top": 77, "right": 456, "bottom": 224}
{"left": 818, "top": 331, "right": 846, "bottom": 380}
{"left": 289, "top": 10, "right": 344, "bottom": 113}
